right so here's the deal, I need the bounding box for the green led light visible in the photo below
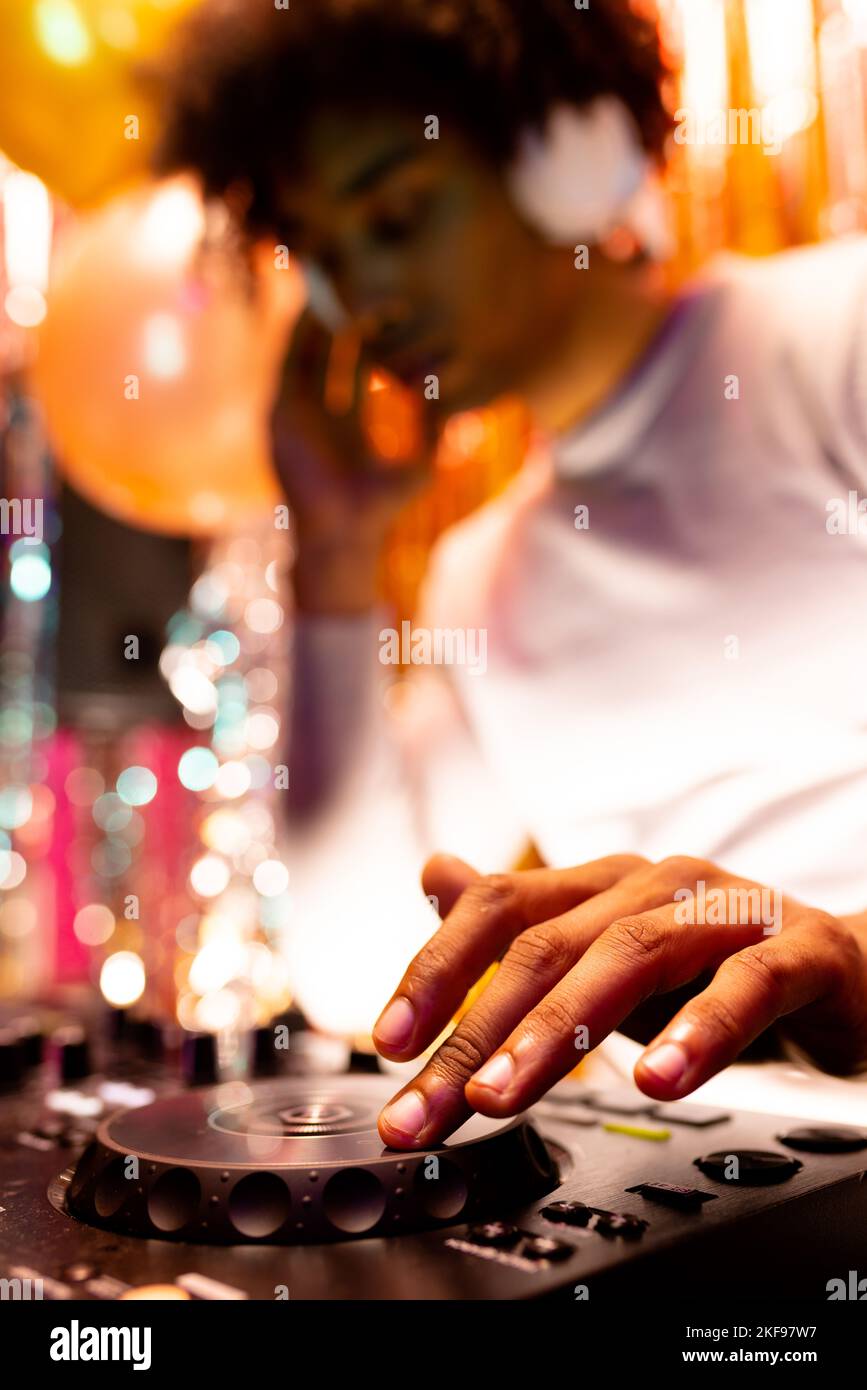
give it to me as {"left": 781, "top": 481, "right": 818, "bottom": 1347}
{"left": 602, "top": 1122, "right": 671, "bottom": 1142}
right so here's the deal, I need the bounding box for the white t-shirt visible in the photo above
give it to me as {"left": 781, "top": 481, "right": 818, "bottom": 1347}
{"left": 282, "top": 238, "right": 867, "bottom": 1036}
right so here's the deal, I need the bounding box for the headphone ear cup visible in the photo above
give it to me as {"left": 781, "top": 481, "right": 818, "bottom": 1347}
{"left": 505, "top": 97, "right": 663, "bottom": 251}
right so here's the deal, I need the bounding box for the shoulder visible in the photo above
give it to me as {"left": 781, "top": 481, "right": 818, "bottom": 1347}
{"left": 705, "top": 237, "right": 867, "bottom": 364}
{"left": 697, "top": 240, "right": 867, "bottom": 446}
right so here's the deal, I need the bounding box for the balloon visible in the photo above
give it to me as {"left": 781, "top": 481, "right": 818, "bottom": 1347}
{"left": 0, "top": 0, "right": 200, "bottom": 208}
{"left": 31, "top": 177, "right": 302, "bottom": 536}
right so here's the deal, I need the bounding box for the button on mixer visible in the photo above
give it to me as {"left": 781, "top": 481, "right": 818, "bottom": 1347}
{"left": 694, "top": 1149, "right": 803, "bottom": 1184}
{"left": 465, "top": 1221, "right": 522, "bottom": 1249}
{"left": 591, "top": 1211, "right": 648, "bottom": 1239}
{"left": 541, "top": 1201, "right": 647, "bottom": 1238}
{"left": 520, "top": 1235, "right": 574, "bottom": 1262}
{"left": 776, "top": 1125, "right": 867, "bottom": 1154}
{"left": 649, "top": 1102, "right": 730, "bottom": 1127}
{"left": 580, "top": 1088, "right": 651, "bottom": 1116}
{"left": 625, "top": 1181, "right": 717, "bottom": 1211}
{"left": 541, "top": 1200, "right": 593, "bottom": 1228}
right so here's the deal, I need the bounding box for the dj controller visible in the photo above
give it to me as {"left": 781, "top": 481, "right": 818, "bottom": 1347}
{"left": 2, "top": 1000, "right": 866, "bottom": 1302}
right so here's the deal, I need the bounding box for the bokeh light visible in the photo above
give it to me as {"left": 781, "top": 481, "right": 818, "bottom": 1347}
{"left": 189, "top": 853, "right": 231, "bottom": 898}
{"left": 0, "top": 899, "right": 38, "bottom": 938}
{"left": 92, "top": 792, "right": 132, "bottom": 833}
{"left": 10, "top": 549, "right": 52, "bottom": 601}
{"left": 0, "top": 851, "right": 27, "bottom": 890}
{"left": 214, "top": 759, "right": 251, "bottom": 799}
{"left": 100, "top": 951, "right": 146, "bottom": 1007}
{"left": 116, "top": 765, "right": 158, "bottom": 807}
{"left": 63, "top": 766, "right": 103, "bottom": 807}
{"left": 177, "top": 745, "right": 219, "bottom": 791}
{"left": 189, "top": 939, "right": 246, "bottom": 994}
{"left": 252, "top": 859, "right": 289, "bottom": 898}
{"left": 244, "top": 598, "right": 283, "bottom": 635}
{"left": 0, "top": 786, "right": 33, "bottom": 829}
{"left": 73, "top": 902, "right": 115, "bottom": 946}
{"left": 245, "top": 710, "right": 279, "bottom": 750}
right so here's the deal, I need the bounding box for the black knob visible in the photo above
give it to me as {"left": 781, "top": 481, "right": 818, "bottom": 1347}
{"left": 777, "top": 1125, "right": 867, "bottom": 1154}
{"left": 694, "top": 1148, "right": 802, "bottom": 1185}
{"left": 128, "top": 1018, "right": 164, "bottom": 1060}
{"left": 349, "top": 1049, "right": 380, "bottom": 1074}
{"left": 541, "top": 1200, "right": 593, "bottom": 1228}
{"left": 251, "top": 1025, "right": 283, "bottom": 1077}
{"left": 0, "top": 1029, "right": 24, "bottom": 1090}
{"left": 54, "top": 1026, "right": 92, "bottom": 1083}
{"left": 521, "top": 1235, "right": 574, "bottom": 1262}
{"left": 182, "top": 1032, "right": 218, "bottom": 1086}
{"left": 12, "top": 1016, "right": 43, "bottom": 1068}
{"left": 465, "top": 1221, "right": 521, "bottom": 1249}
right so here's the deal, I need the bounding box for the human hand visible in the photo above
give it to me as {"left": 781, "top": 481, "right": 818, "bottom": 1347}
{"left": 373, "top": 852, "right": 867, "bottom": 1148}
{"left": 270, "top": 309, "right": 438, "bottom": 613}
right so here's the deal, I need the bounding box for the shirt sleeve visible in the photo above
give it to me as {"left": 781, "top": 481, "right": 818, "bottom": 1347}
{"left": 278, "top": 556, "right": 528, "bottom": 1038}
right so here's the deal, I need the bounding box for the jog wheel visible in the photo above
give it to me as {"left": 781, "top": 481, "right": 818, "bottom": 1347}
{"left": 62, "top": 1075, "right": 559, "bottom": 1245}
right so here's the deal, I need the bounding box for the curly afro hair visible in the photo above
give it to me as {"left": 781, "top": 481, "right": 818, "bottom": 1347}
{"left": 154, "top": 0, "right": 671, "bottom": 242}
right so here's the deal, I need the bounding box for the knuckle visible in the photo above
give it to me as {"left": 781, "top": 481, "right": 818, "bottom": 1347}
{"left": 408, "top": 937, "right": 455, "bottom": 992}
{"left": 809, "top": 913, "right": 864, "bottom": 994}
{"left": 607, "top": 914, "right": 668, "bottom": 960}
{"left": 463, "top": 874, "right": 517, "bottom": 916}
{"left": 597, "top": 853, "right": 649, "bottom": 875}
{"left": 532, "top": 993, "right": 582, "bottom": 1041}
{"left": 806, "top": 910, "right": 855, "bottom": 952}
{"left": 689, "top": 992, "right": 744, "bottom": 1046}
{"left": 507, "top": 921, "right": 575, "bottom": 976}
{"left": 726, "top": 944, "right": 789, "bottom": 1003}
{"left": 431, "top": 1027, "right": 489, "bottom": 1084}
{"left": 658, "top": 854, "right": 712, "bottom": 883}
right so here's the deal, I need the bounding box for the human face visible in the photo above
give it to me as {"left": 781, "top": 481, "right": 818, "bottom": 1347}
{"left": 274, "top": 110, "right": 583, "bottom": 413}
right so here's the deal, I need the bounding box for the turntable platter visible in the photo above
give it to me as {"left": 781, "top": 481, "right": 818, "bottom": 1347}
{"left": 64, "top": 1075, "right": 559, "bottom": 1245}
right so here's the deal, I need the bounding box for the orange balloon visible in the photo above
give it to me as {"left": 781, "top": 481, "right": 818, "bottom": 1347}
{"left": 31, "top": 178, "right": 302, "bottom": 535}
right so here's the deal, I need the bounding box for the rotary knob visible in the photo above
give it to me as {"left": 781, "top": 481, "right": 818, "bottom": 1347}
{"left": 252, "top": 1025, "right": 282, "bottom": 1077}
{"left": 182, "top": 1032, "right": 218, "bottom": 1087}
{"left": 0, "top": 1029, "right": 24, "bottom": 1090}
{"left": 11, "top": 1016, "right": 43, "bottom": 1068}
{"left": 53, "top": 1026, "right": 92, "bottom": 1083}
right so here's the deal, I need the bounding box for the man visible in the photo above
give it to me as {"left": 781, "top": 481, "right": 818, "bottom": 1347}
{"left": 158, "top": 0, "right": 867, "bottom": 1149}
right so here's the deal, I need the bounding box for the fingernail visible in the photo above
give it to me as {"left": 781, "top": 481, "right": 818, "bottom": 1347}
{"left": 640, "top": 1041, "right": 689, "bottom": 1086}
{"left": 381, "top": 1090, "right": 426, "bottom": 1141}
{"left": 374, "top": 997, "right": 415, "bottom": 1050}
{"left": 472, "top": 1052, "right": 515, "bottom": 1094}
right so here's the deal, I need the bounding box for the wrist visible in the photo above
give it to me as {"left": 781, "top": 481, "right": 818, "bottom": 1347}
{"left": 292, "top": 536, "right": 382, "bottom": 616}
